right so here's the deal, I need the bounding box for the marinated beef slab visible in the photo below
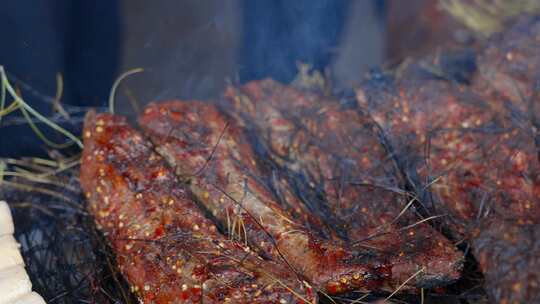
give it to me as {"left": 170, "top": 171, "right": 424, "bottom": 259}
{"left": 139, "top": 101, "right": 391, "bottom": 295}
{"left": 355, "top": 16, "right": 540, "bottom": 303}
{"left": 225, "top": 80, "right": 416, "bottom": 240}
{"left": 356, "top": 17, "right": 540, "bottom": 236}
{"left": 357, "top": 78, "right": 540, "bottom": 236}
{"left": 473, "top": 16, "right": 540, "bottom": 121}
{"left": 223, "top": 79, "right": 462, "bottom": 288}
{"left": 471, "top": 220, "right": 540, "bottom": 303}
{"left": 79, "top": 111, "right": 317, "bottom": 304}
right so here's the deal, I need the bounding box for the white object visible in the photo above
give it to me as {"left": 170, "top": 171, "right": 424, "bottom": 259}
{"left": 0, "top": 201, "right": 47, "bottom": 303}
{"left": 0, "top": 235, "right": 24, "bottom": 271}
{"left": 0, "top": 201, "right": 14, "bottom": 236}
{"left": 9, "top": 292, "right": 46, "bottom": 304}
{"left": 0, "top": 266, "right": 32, "bottom": 304}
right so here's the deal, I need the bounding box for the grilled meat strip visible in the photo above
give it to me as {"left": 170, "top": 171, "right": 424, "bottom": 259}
{"left": 473, "top": 16, "right": 540, "bottom": 123}
{"left": 223, "top": 80, "right": 463, "bottom": 289}
{"left": 471, "top": 220, "right": 540, "bottom": 303}
{"left": 80, "top": 111, "right": 317, "bottom": 303}
{"left": 357, "top": 73, "right": 540, "bottom": 238}
{"left": 358, "top": 16, "right": 540, "bottom": 238}
{"left": 139, "top": 101, "right": 392, "bottom": 295}
{"left": 471, "top": 20, "right": 540, "bottom": 302}
{"left": 356, "top": 16, "right": 540, "bottom": 304}
{"left": 357, "top": 77, "right": 528, "bottom": 236}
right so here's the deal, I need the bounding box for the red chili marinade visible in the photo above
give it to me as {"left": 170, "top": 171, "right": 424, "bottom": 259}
{"left": 139, "top": 101, "right": 392, "bottom": 295}
{"left": 80, "top": 111, "right": 317, "bottom": 303}
{"left": 356, "top": 16, "right": 540, "bottom": 304}
{"left": 222, "top": 79, "right": 463, "bottom": 289}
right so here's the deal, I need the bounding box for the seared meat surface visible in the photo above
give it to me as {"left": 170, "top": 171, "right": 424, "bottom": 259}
{"left": 471, "top": 220, "right": 540, "bottom": 302}
{"left": 357, "top": 74, "right": 540, "bottom": 238}
{"left": 223, "top": 80, "right": 463, "bottom": 288}
{"left": 355, "top": 16, "right": 540, "bottom": 303}
{"left": 357, "top": 17, "right": 540, "bottom": 237}
{"left": 139, "top": 101, "right": 390, "bottom": 295}
{"left": 80, "top": 111, "right": 317, "bottom": 303}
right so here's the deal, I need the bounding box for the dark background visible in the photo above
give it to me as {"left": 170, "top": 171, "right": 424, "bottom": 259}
{"left": 1, "top": 0, "right": 449, "bottom": 157}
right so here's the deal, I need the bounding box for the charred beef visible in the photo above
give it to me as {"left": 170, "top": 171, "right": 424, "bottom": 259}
{"left": 80, "top": 111, "right": 317, "bottom": 303}
{"left": 223, "top": 80, "right": 463, "bottom": 288}
{"left": 139, "top": 101, "right": 390, "bottom": 295}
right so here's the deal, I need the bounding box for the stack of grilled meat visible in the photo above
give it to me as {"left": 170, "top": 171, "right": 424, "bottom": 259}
{"left": 80, "top": 17, "right": 540, "bottom": 303}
